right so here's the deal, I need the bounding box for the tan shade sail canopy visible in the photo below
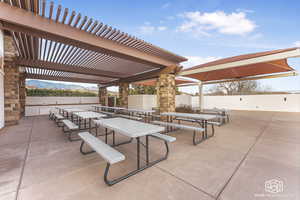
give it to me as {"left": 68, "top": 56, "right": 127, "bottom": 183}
{"left": 180, "top": 48, "right": 300, "bottom": 82}
{"left": 134, "top": 77, "right": 198, "bottom": 86}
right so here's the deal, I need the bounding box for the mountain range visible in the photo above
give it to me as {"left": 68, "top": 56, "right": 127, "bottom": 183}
{"left": 26, "top": 80, "right": 98, "bottom": 91}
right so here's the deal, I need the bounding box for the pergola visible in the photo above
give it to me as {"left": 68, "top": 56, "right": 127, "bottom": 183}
{"left": 0, "top": 0, "right": 186, "bottom": 84}
{"left": 134, "top": 77, "right": 198, "bottom": 87}
{"left": 179, "top": 48, "right": 300, "bottom": 110}
{"left": 0, "top": 0, "right": 186, "bottom": 126}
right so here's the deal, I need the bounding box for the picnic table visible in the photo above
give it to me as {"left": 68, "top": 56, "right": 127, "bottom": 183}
{"left": 93, "top": 118, "right": 175, "bottom": 185}
{"left": 73, "top": 111, "right": 106, "bottom": 131}
{"left": 93, "top": 106, "right": 155, "bottom": 122}
{"left": 93, "top": 105, "right": 125, "bottom": 113}
{"left": 161, "top": 112, "right": 218, "bottom": 138}
{"left": 60, "top": 108, "right": 87, "bottom": 120}
{"left": 125, "top": 108, "right": 155, "bottom": 122}
{"left": 193, "top": 108, "right": 230, "bottom": 124}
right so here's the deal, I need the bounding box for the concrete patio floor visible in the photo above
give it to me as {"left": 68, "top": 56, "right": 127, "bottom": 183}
{"left": 0, "top": 111, "right": 299, "bottom": 200}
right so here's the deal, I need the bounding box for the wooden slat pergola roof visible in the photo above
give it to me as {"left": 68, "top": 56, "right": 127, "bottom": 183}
{"left": 180, "top": 48, "right": 299, "bottom": 82}
{"left": 0, "top": 0, "right": 187, "bottom": 85}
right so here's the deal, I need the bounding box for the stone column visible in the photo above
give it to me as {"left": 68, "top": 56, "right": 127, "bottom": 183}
{"left": 4, "top": 35, "right": 20, "bottom": 125}
{"left": 157, "top": 73, "right": 176, "bottom": 114}
{"left": 0, "top": 30, "right": 4, "bottom": 129}
{"left": 19, "top": 72, "right": 26, "bottom": 116}
{"left": 119, "top": 82, "right": 129, "bottom": 108}
{"left": 98, "top": 86, "right": 108, "bottom": 106}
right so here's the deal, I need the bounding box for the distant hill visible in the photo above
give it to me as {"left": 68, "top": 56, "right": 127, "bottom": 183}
{"left": 26, "top": 80, "right": 98, "bottom": 91}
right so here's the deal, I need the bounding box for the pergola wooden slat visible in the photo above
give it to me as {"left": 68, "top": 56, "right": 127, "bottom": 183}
{"left": 0, "top": 0, "right": 186, "bottom": 84}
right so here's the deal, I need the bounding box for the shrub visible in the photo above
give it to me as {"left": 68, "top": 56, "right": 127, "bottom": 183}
{"left": 26, "top": 88, "right": 97, "bottom": 97}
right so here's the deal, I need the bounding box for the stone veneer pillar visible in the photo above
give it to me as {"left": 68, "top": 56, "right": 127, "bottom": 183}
{"left": 0, "top": 30, "right": 4, "bottom": 129}
{"left": 19, "top": 72, "right": 26, "bottom": 116}
{"left": 4, "top": 34, "right": 20, "bottom": 125}
{"left": 156, "top": 73, "right": 176, "bottom": 114}
{"left": 119, "top": 82, "right": 129, "bottom": 108}
{"left": 98, "top": 86, "right": 108, "bottom": 106}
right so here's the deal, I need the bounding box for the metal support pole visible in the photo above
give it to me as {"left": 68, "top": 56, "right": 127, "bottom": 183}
{"left": 198, "top": 81, "right": 203, "bottom": 112}
{"left": 137, "top": 137, "right": 140, "bottom": 169}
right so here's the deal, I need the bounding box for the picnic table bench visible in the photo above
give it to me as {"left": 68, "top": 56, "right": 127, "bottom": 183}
{"left": 159, "top": 112, "right": 218, "bottom": 144}
{"left": 83, "top": 118, "right": 176, "bottom": 185}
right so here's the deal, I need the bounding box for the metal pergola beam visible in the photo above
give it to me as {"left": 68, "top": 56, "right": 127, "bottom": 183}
{"left": 0, "top": 2, "right": 179, "bottom": 68}
{"left": 102, "top": 65, "right": 181, "bottom": 87}
{"left": 26, "top": 74, "right": 105, "bottom": 84}
{"left": 14, "top": 58, "right": 127, "bottom": 79}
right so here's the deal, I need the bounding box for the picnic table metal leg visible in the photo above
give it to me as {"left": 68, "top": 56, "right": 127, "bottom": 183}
{"left": 89, "top": 118, "right": 92, "bottom": 133}
{"left": 146, "top": 135, "right": 149, "bottom": 165}
{"left": 204, "top": 120, "right": 208, "bottom": 138}
{"left": 137, "top": 137, "right": 140, "bottom": 169}
{"left": 193, "top": 130, "right": 205, "bottom": 145}
{"left": 112, "top": 131, "right": 115, "bottom": 146}
{"left": 105, "top": 128, "right": 108, "bottom": 144}
{"left": 80, "top": 141, "right": 95, "bottom": 155}
{"left": 95, "top": 123, "right": 98, "bottom": 136}
{"left": 103, "top": 136, "right": 170, "bottom": 186}
{"left": 79, "top": 117, "right": 81, "bottom": 130}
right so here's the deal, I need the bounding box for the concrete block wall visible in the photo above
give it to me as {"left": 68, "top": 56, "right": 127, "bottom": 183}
{"left": 128, "top": 95, "right": 157, "bottom": 110}
{"left": 26, "top": 96, "right": 99, "bottom": 105}
{"left": 25, "top": 96, "right": 100, "bottom": 116}
{"left": 25, "top": 104, "right": 100, "bottom": 116}
{"left": 192, "top": 94, "right": 300, "bottom": 112}
{"left": 128, "top": 94, "right": 300, "bottom": 112}
{"left": 128, "top": 94, "right": 191, "bottom": 110}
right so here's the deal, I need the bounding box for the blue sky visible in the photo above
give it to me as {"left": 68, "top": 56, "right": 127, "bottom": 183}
{"left": 51, "top": 0, "right": 300, "bottom": 93}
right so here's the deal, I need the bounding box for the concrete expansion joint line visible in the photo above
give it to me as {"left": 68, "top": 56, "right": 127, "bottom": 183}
{"left": 154, "top": 165, "right": 216, "bottom": 199}
{"left": 215, "top": 117, "right": 273, "bottom": 200}
{"left": 15, "top": 118, "right": 35, "bottom": 200}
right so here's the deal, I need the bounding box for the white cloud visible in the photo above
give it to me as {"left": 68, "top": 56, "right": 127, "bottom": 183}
{"left": 248, "top": 33, "right": 263, "bottom": 40}
{"left": 139, "top": 25, "right": 156, "bottom": 34}
{"left": 177, "top": 11, "right": 257, "bottom": 36}
{"left": 157, "top": 26, "right": 167, "bottom": 31}
{"left": 294, "top": 41, "right": 300, "bottom": 47}
{"left": 161, "top": 3, "right": 170, "bottom": 9}
{"left": 182, "top": 56, "right": 221, "bottom": 68}
{"left": 236, "top": 8, "right": 254, "bottom": 13}
{"left": 166, "top": 16, "right": 175, "bottom": 20}
{"left": 138, "top": 23, "right": 167, "bottom": 34}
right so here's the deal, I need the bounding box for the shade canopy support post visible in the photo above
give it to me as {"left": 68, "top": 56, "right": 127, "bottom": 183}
{"left": 198, "top": 81, "right": 203, "bottom": 112}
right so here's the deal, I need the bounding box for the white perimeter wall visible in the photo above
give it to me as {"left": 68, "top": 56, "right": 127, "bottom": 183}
{"left": 26, "top": 96, "right": 99, "bottom": 105}
{"left": 25, "top": 104, "right": 100, "bottom": 116}
{"left": 128, "top": 95, "right": 156, "bottom": 110}
{"left": 25, "top": 96, "right": 99, "bottom": 116}
{"left": 128, "top": 94, "right": 300, "bottom": 112}
{"left": 195, "top": 94, "right": 300, "bottom": 112}
{"left": 23, "top": 94, "right": 300, "bottom": 117}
